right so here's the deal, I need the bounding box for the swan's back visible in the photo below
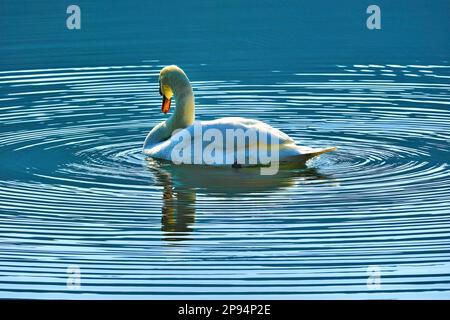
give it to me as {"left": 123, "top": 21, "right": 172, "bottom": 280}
{"left": 195, "top": 117, "right": 294, "bottom": 144}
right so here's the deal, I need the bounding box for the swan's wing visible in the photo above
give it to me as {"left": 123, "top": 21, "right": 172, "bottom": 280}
{"left": 197, "top": 117, "right": 295, "bottom": 146}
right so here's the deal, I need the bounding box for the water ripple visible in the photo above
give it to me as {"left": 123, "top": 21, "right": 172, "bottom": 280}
{"left": 1, "top": 64, "right": 450, "bottom": 298}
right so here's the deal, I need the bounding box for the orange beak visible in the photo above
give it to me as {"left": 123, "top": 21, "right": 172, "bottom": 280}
{"left": 161, "top": 96, "right": 171, "bottom": 114}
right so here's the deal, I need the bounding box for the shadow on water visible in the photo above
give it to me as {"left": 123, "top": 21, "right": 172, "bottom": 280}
{"left": 145, "top": 158, "right": 335, "bottom": 242}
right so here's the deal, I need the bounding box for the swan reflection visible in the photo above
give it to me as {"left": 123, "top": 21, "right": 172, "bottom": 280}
{"left": 146, "top": 159, "right": 335, "bottom": 242}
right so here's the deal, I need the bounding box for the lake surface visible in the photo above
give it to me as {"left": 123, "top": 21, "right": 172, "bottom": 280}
{"left": 0, "top": 0, "right": 449, "bottom": 299}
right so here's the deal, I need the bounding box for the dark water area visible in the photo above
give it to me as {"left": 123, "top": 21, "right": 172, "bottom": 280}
{"left": 0, "top": 0, "right": 449, "bottom": 298}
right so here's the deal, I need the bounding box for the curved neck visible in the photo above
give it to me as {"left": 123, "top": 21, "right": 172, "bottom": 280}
{"left": 167, "top": 84, "right": 195, "bottom": 132}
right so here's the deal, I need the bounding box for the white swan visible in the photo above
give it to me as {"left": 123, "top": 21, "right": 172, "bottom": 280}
{"left": 143, "top": 65, "right": 336, "bottom": 166}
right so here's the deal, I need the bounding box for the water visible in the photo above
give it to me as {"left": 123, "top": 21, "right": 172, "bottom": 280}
{"left": 1, "top": 0, "right": 449, "bottom": 299}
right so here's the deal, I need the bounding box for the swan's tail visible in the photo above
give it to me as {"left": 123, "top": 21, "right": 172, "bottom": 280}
{"left": 282, "top": 146, "right": 337, "bottom": 163}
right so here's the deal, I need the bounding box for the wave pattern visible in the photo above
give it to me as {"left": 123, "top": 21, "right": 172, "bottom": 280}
{"left": 0, "top": 64, "right": 450, "bottom": 298}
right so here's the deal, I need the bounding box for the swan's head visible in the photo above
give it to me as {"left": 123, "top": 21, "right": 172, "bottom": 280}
{"left": 158, "top": 65, "right": 191, "bottom": 114}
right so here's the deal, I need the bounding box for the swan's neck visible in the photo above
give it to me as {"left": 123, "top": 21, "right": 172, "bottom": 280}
{"left": 143, "top": 68, "right": 195, "bottom": 149}
{"left": 167, "top": 84, "right": 195, "bottom": 132}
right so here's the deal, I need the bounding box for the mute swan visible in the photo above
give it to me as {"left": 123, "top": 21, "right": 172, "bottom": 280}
{"left": 143, "top": 65, "right": 336, "bottom": 168}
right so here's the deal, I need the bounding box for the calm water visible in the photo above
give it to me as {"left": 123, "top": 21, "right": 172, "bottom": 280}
{"left": 1, "top": 0, "right": 449, "bottom": 299}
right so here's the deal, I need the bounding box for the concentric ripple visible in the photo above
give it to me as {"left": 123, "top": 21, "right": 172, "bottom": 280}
{"left": 1, "top": 64, "right": 450, "bottom": 298}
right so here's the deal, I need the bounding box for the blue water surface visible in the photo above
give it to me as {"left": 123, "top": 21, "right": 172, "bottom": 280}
{"left": 0, "top": 0, "right": 449, "bottom": 299}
